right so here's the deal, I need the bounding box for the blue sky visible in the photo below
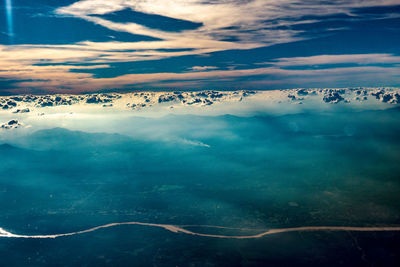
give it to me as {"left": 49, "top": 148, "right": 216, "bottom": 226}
{"left": 0, "top": 0, "right": 400, "bottom": 94}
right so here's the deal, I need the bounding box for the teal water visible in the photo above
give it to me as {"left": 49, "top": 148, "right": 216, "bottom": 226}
{"left": 1, "top": 106, "right": 400, "bottom": 266}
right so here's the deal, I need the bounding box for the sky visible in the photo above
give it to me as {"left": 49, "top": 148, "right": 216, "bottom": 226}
{"left": 0, "top": 0, "right": 400, "bottom": 94}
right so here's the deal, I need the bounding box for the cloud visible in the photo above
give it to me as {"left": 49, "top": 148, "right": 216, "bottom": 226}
{"left": 179, "top": 138, "right": 211, "bottom": 148}
{"left": 56, "top": 0, "right": 400, "bottom": 46}
{"left": 273, "top": 54, "right": 400, "bottom": 66}
{"left": 189, "top": 66, "right": 218, "bottom": 71}
{"left": 1, "top": 119, "right": 22, "bottom": 130}
{"left": 11, "top": 64, "right": 400, "bottom": 93}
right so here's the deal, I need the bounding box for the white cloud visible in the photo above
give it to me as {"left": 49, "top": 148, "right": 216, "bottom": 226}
{"left": 189, "top": 66, "right": 218, "bottom": 71}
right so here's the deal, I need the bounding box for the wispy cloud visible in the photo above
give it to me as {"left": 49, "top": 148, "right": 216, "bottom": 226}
{"left": 12, "top": 63, "right": 400, "bottom": 93}
{"left": 188, "top": 66, "right": 218, "bottom": 71}
{"left": 56, "top": 0, "right": 400, "bottom": 47}
{"left": 273, "top": 54, "right": 400, "bottom": 66}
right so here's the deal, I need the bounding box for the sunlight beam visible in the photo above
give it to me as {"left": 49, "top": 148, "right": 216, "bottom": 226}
{"left": 5, "top": 0, "right": 13, "bottom": 42}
